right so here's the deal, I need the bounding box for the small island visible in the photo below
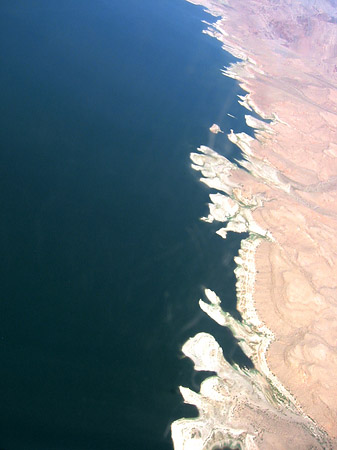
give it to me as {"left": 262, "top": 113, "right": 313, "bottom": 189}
{"left": 209, "top": 123, "right": 223, "bottom": 134}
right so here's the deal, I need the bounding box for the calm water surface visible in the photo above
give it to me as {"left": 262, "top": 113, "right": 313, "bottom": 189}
{"left": 0, "top": 0, "right": 252, "bottom": 448}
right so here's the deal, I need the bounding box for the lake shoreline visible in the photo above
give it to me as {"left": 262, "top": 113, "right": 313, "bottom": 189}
{"left": 172, "top": 0, "right": 337, "bottom": 448}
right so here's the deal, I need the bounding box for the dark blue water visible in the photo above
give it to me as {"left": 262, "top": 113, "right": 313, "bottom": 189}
{"left": 0, "top": 1, "right": 252, "bottom": 448}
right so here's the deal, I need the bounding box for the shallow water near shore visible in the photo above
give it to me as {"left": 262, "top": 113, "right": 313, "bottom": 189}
{"left": 0, "top": 0, "right": 252, "bottom": 448}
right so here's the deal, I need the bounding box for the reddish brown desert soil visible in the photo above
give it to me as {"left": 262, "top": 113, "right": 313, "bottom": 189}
{"left": 188, "top": 0, "right": 337, "bottom": 441}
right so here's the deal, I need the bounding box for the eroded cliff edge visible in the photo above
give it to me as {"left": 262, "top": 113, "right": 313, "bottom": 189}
{"left": 172, "top": 0, "right": 337, "bottom": 448}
